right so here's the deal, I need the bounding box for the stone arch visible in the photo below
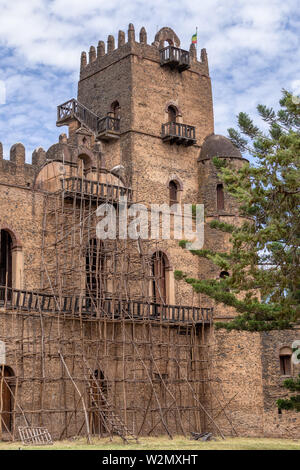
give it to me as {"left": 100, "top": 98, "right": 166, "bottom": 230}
{"left": 154, "top": 27, "right": 180, "bottom": 48}
{"left": 74, "top": 147, "right": 96, "bottom": 170}
{"left": 0, "top": 226, "right": 23, "bottom": 291}
{"left": 166, "top": 175, "right": 183, "bottom": 191}
{"left": 164, "top": 101, "right": 182, "bottom": 117}
{"left": 149, "top": 248, "right": 172, "bottom": 270}
{"left": 0, "top": 225, "right": 22, "bottom": 249}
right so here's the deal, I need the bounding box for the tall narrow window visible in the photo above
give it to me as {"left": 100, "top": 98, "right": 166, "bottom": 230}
{"left": 168, "top": 105, "right": 177, "bottom": 123}
{"left": 152, "top": 252, "right": 167, "bottom": 304}
{"left": 279, "top": 347, "right": 292, "bottom": 376}
{"left": 111, "top": 101, "right": 120, "bottom": 120}
{"left": 217, "top": 184, "right": 225, "bottom": 211}
{"left": 169, "top": 180, "right": 178, "bottom": 205}
{"left": 0, "top": 230, "right": 12, "bottom": 299}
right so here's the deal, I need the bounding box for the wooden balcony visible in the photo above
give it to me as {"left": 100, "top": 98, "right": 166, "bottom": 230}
{"left": 0, "top": 286, "right": 213, "bottom": 326}
{"left": 160, "top": 46, "right": 190, "bottom": 71}
{"left": 57, "top": 99, "right": 99, "bottom": 132}
{"left": 61, "top": 177, "right": 132, "bottom": 203}
{"left": 97, "top": 115, "right": 120, "bottom": 141}
{"left": 162, "top": 122, "right": 196, "bottom": 146}
{"left": 57, "top": 99, "right": 120, "bottom": 141}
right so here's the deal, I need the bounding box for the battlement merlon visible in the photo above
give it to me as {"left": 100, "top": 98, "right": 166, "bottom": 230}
{"left": 79, "top": 25, "right": 209, "bottom": 81}
{"left": 0, "top": 142, "right": 47, "bottom": 185}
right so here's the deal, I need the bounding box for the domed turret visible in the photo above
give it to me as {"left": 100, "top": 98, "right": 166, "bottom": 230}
{"left": 198, "top": 134, "right": 242, "bottom": 161}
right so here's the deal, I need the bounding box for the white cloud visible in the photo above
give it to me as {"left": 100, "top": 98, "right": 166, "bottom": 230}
{"left": 0, "top": 0, "right": 299, "bottom": 161}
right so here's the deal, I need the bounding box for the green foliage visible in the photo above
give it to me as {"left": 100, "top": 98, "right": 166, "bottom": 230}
{"left": 212, "top": 157, "right": 228, "bottom": 170}
{"left": 179, "top": 90, "right": 300, "bottom": 331}
{"left": 277, "top": 375, "right": 300, "bottom": 412}
{"left": 174, "top": 270, "right": 186, "bottom": 281}
{"left": 209, "top": 220, "right": 235, "bottom": 233}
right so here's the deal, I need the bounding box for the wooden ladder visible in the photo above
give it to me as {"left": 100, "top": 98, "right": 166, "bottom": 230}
{"left": 83, "top": 359, "right": 138, "bottom": 444}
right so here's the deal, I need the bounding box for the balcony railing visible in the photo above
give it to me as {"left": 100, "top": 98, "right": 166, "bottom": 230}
{"left": 57, "top": 99, "right": 120, "bottom": 140}
{"left": 160, "top": 46, "right": 190, "bottom": 71}
{"left": 57, "top": 99, "right": 99, "bottom": 133}
{"left": 162, "top": 122, "right": 196, "bottom": 146}
{"left": 0, "top": 286, "right": 213, "bottom": 325}
{"left": 62, "top": 177, "right": 132, "bottom": 202}
{"left": 97, "top": 115, "right": 120, "bottom": 141}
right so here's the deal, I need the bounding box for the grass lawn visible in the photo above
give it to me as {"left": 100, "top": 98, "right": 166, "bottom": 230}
{"left": 0, "top": 436, "right": 299, "bottom": 450}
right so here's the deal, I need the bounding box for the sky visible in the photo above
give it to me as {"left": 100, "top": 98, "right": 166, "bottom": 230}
{"left": 0, "top": 0, "right": 299, "bottom": 162}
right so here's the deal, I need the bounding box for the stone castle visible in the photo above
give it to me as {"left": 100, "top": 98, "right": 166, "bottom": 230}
{"left": 0, "top": 25, "right": 299, "bottom": 441}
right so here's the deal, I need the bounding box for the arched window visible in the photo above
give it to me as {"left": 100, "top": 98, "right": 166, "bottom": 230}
{"left": 0, "top": 365, "right": 15, "bottom": 433}
{"left": 168, "top": 105, "right": 177, "bottom": 123}
{"left": 152, "top": 252, "right": 168, "bottom": 305}
{"left": 217, "top": 184, "right": 225, "bottom": 211}
{"left": 169, "top": 180, "right": 178, "bottom": 205}
{"left": 86, "top": 239, "right": 104, "bottom": 299}
{"left": 111, "top": 101, "right": 120, "bottom": 120}
{"left": 0, "top": 230, "right": 12, "bottom": 299}
{"left": 279, "top": 347, "right": 292, "bottom": 376}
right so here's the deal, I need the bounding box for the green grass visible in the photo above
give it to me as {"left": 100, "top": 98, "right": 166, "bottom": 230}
{"left": 0, "top": 436, "right": 299, "bottom": 450}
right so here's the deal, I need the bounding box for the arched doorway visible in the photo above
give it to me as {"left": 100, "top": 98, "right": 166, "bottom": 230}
{"left": 78, "top": 154, "right": 92, "bottom": 179}
{"left": 0, "top": 366, "right": 14, "bottom": 433}
{"left": 167, "top": 105, "right": 177, "bottom": 123}
{"left": 152, "top": 251, "right": 168, "bottom": 306}
{"left": 111, "top": 101, "right": 121, "bottom": 120}
{"left": 88, "top": 369, "right": 108, "bottom": 436}
{"left": 0, "top": 230, "right": 12, "bottom": 300}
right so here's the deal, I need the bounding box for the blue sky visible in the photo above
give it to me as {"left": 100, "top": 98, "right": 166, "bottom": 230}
{"left": 0, "top": 0, "right": 299, "bottom": 162}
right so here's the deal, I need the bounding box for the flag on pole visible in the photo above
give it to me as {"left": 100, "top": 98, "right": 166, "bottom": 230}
{"left": 192, "top": 32, "right": 197, "bottom": 44}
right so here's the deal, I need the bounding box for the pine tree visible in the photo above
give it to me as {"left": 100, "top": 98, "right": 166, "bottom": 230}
{"left": 178, "top": 90, "right": 300, "bottom": 331}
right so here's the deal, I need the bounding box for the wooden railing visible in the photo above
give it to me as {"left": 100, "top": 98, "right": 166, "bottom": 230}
{"left": 162, "top": 122, "right": 196, "bottom": 145}
{"left": 57, "top": 99, "right": 99, "bottom": 133}
{"left": 62, "top": 177, "right": 132, "bottom": 202}
{"left": 160, "top": 46, "right": 190, "bottom": 71}
{"left": 0, "top": 286, "right": 213, "bottom": 324}
{"left": 97, "top": 115, "right": 120, "bottom": 134}
{"left": 57, "top": 99, "right": 120, "bottom": 137}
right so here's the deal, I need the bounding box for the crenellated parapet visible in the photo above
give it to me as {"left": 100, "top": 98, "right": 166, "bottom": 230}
{"left": 79, "top": 24, "right": 209, "bottom": 80}
{"left": 0, "top": 141, "right": 47, "bottom": 186}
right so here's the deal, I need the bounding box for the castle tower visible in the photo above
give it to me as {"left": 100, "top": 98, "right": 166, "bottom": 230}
{"left": 197, "top": 134, "right": 249, "bottom": 316}
{"left": 75, "top": 25, "right": 214, "bottom": 205}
